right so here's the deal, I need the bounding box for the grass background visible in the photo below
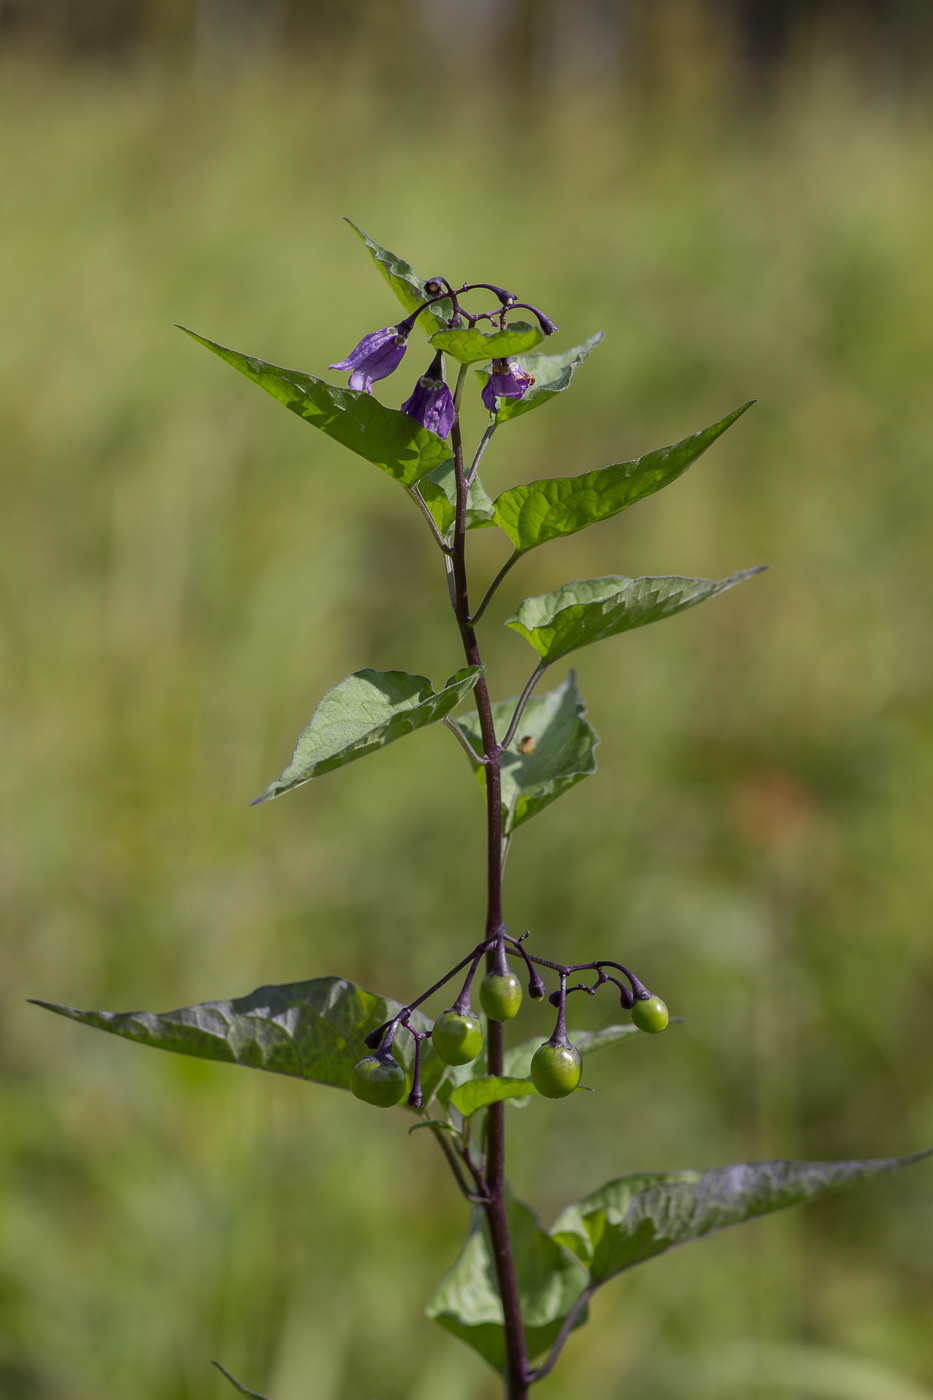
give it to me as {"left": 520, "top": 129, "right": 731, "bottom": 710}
{"left": 1, "top": 49, "right": 933, "bottom": 1400}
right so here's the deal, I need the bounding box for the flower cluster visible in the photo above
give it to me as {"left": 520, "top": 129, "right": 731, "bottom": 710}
{"left": 327, "top": 276, "right": 554, "bottom": 436}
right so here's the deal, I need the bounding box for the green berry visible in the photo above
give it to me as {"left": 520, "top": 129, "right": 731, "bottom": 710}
{"left": 350, "top": 1052, "right": 407, "bottom": 1107}
{"left": 530, "top": 1040, "right": 582, "bottom": 1098}
{"left": 632, "top": 994, "right": 669, "bottom": 1034}
{"left": 480, "top": 971, "right": 523, "bottom": 1022}
{"left": 432, "top": 1009, "right": 484, "bottom": 1066}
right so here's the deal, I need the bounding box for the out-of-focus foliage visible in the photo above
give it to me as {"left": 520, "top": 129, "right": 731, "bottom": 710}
{"left": 1, "top": 46, "right": 933, "bottom": 1400}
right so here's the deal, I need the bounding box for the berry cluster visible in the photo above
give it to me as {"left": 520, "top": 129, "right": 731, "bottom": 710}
{"left": 350, "top": 926, "right": 669, "bottom": 1109}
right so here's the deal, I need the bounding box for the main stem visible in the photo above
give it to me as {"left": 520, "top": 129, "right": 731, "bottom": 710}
{"left": 449, "top": 372, "right": 530, "bottom": 1400}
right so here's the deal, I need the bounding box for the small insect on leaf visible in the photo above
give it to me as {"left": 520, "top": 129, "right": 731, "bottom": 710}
{"left": 517, "top": 736, "right": 536, "bottom": 754}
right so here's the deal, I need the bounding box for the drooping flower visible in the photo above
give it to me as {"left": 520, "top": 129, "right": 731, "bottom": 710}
{"left": 481, "top": 357, "right": 535, "bottom": 414}
{"left": 401, "top": 351, "right": 456, "bottom": 438}
{"left": 330, "top": 323, "right": 411, "bottom": 393}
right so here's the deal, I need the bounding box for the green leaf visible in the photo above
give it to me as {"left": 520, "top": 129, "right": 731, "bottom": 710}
{"left": 475, "top": 332, "right": 604, "bottom": 422}
{"left": 417, "top": 458, "right": 497, "bottom": 537}
{"left": 255, "top": 666, "right": 483, "bottom": 803}
{"left": 427, "top": 1195, "right": 590, "bottom": 1374}
{"left": 430, "top": 321, "right": 544, "bottom": 365}
{"left": 31, "top": 976, "right": 446, "bottom": 1104}
{"left": 551, "top": 1150, "right": 933, "bottom": 1283}
{"left": 449, "top": 1076, "right": 538, "bottom": 1118}
{"left": 212, "top": 1363, "right": 270, "bottom": 1400}
{"left": 457, "top": 670, "right": 598, "bottom": 833}
{"left": 492, "top": 402, "right": 754, "bottom": 554}
{"left": 345, "top": 220, "right": 453, "bottom": 334}
{"left": 179, "top": 329, "right": 450, "bottom": 488}
{"left": 506, "top": 569, "right": 767, "bottom": 665}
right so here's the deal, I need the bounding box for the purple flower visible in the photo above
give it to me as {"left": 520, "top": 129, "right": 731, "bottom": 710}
{"left": 481, "top": 357, "right": 536, "bottom": 414}
{"left": 401, "top": 352, "right": 456, "bottom": 438}
{"left": 330, "top": 324, "right": 410, "bottom": 393}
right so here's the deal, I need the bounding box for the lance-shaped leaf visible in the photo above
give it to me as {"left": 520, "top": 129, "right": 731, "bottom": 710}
{"left": 417, "top": 458, "right": 497, "bottom": 537}
{"left": 255, "top": 666, "right": 482, "bottom": 804}
{"left": 507, "top": 568, "right": 766, "bottom": 665}
{"left": 475, "top": 332, "right": 604, "bottom": 423}
{"left": 427, "top": 1195, "right": 589, "bottom": 1374}
{"left": 551, "top": 1150, "right": 933, "bottom": 1285}
{"left": 31, "top": 976, "right": 446, "bottom": 1105}
{"left": 346, "top": 220, "right": 453, "bottom": 334}
{"left": 457, "top": 670, "right": 598, "bottom": 833}
{"left": 180, "top": 330, "right": 450, "bottom": 488}
{"left": 492, "top": 402, "right": 754, "bottom": 555}
{"left": 430, "top": 321, "right": 544, "bottom": 365}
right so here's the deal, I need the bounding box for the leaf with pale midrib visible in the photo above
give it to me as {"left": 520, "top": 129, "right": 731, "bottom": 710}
{"left": 492, "top": 402, "right": 754, "bottom": 554}
{"left": 30, "top": 975, "right": 447, "bottom": 1105}
{"left": 430, "top": 321, "right": 544, "bottom": 365}
{"left": 180, "top": 329, "right": 450, "bottom": 488}
{"left": 507, "top": 569, "right": 766, "bottom": 664}
{"left": 417, "top": 458, "right": 496, "bottom": 536}
{"left": 551, "top": 1150, "right": 933, "bottom": 1283}
{"left": 456, "top": 670, "right": 598, "bottom": 833}
{"left": 346, "top": 220, "right": 453, "bottom": 334}
{"left": 475, "top": 332, "right": 604, "bottom": 422}
{"left": 256, "top": 666, "right": 482, "bottom": 803}
{"left": 427, "top": 1195, "right": 589, "bottom": 1374}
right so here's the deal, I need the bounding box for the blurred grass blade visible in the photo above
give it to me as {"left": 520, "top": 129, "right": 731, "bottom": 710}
{"left": 179, "top": 329, "right": 450, "bottom": 487}
{"left": 506, "top": 569, "right": 766, "bottom": 664}
{"left": 346, "top": 220, "right": 453, "bottom": 333}
{"left": 427, "top": 1195, "right": 589, "bottom": 1375}
{"left": 417, "top": 458, "right": 497, "bottom": 536}
{"left": 430, "top": 321, "right": 544, "bottom": 365}
{"left": 457, "top": 670, "right": 598, "bottom": 833}
{"left": 658, "top": 1341, "right": 933, "bottom": 1400}
{"left": 255, "top": 666, "right": 483, "bottom": 803}
{"left": 475, "top": 332, "right": 604, "bottom": 423}
{"left": 551, "top": 1150, "right": 933, "bottom": 1283}
{"left": 212, "top": 1363, "right": 270, "bottom": 1400}
{"left": 492, "top": 402, "right": 755, "bottom": 553}
{"left": 31, "top": 976, "right": 447, "bottom": 1102}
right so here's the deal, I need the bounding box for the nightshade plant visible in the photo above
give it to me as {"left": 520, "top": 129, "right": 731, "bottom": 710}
{"left": 33, "top": 223, "right": 931, "bottom": 1400}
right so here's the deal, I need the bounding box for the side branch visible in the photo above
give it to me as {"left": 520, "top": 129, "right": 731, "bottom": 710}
{"left": 499, "top": 663, "right": 548, "bottom": 752}
{"left": 442, "top": 715, "right": 488, "bottom": 765}
{"left": 528, "top": 1286, "right": 597, "bottom": 1383}
{"left": 469, "top": 549, "right": 520, "bottom": 626}
{"left": 429, "top": 1125, "right": 488, "bottom": 1204}
{"left": 409, "top": 485, "right": 456, "bottom": 556}
{"left": 466, "top": 422, "right": 497, "bottom": 488}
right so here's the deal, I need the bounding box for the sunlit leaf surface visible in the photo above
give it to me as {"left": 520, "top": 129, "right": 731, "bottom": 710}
{"left": 180, "top": 329, "right": 451, "bottom": 487}
{"left": 257, "top": 666, "right": 483, "bottom": 802}
{"left": 492, "top": 402, "right": 754, "bottom": 553}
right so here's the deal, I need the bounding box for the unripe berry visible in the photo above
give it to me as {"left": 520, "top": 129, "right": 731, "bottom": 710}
{"left": 432, "top": 1009, "right": 483, "bottom": 1066}
{"left": 350, "top": 1051, "right": 407, "bottom": 1107}
{"left": 530, "top": 1040, "right": 582, "bottom": 1098}
{"left": 480, "top": 971, "right": 523, "bottom": 1022}
{"left": 632, "top": 994, "right": 669, "bottom": 1034}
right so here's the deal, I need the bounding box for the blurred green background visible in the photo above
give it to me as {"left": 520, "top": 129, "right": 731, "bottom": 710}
{"left": 2, "top": 4, "right": 933, "bottom": 1398}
